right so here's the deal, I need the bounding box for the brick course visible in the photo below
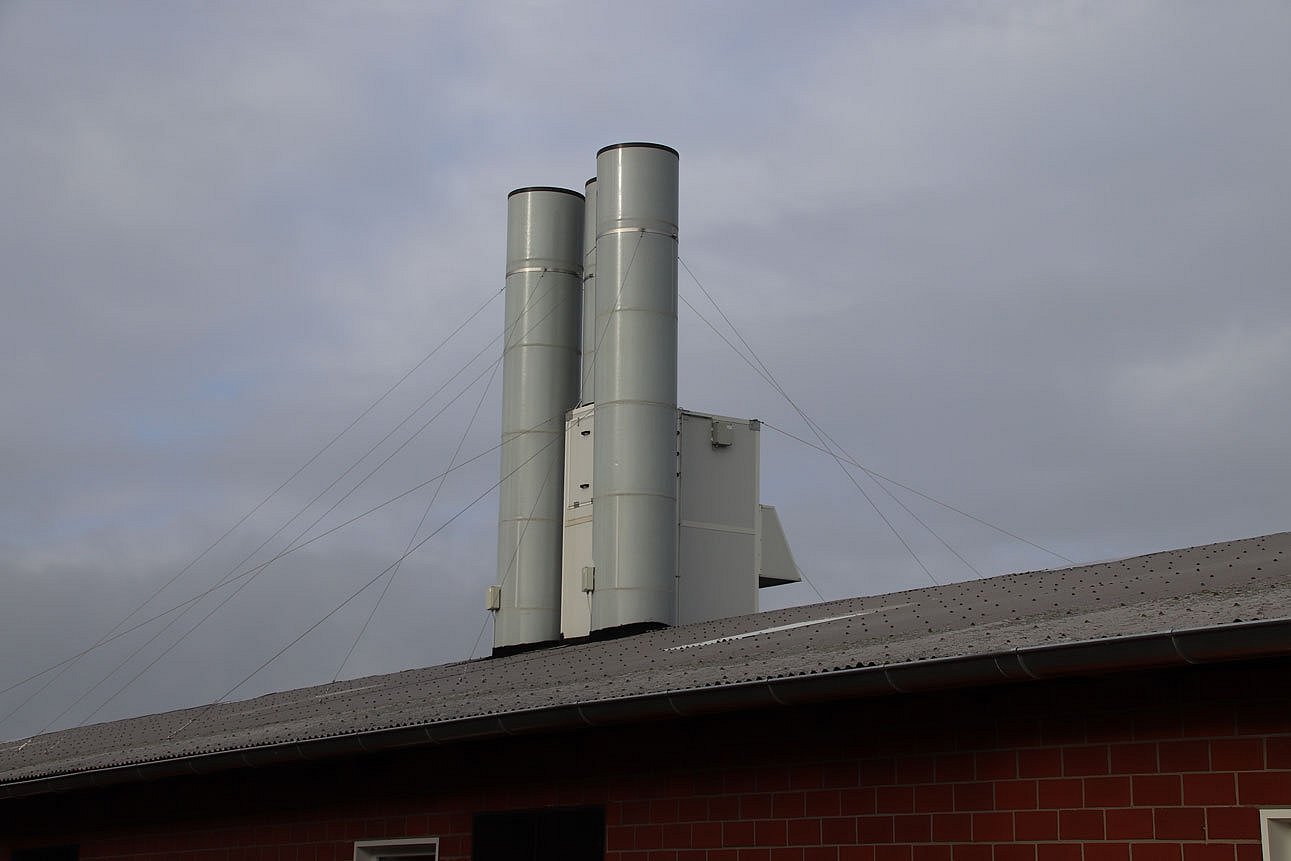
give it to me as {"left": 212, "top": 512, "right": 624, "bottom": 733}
{"left": 1, "top": 661, "right": 1288, "bottom": 861}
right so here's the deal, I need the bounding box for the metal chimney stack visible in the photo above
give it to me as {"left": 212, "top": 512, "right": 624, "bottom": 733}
{"left": 590, "top": 143, "right": 680, "bottom": 632}
{"left": 580, "top": 177, "right": 598, "bottom": 404}
{"left": 493, "top": 187, "right": 584, "bottom": 651}
{"left": 492, "top": 144, "right": 796, "bottom": 648}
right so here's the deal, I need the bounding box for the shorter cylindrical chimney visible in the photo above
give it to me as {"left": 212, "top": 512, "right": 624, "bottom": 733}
{"left": 494, "top": 187, "right": 584, "bottom": 651}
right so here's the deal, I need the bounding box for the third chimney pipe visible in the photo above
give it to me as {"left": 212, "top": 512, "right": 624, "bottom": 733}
{"left": 580, "top": 177, "right": 598, "bottom": 404}
{"left": 494, "top": 186, "right": 583, "bottom": 651}
{"left": 590, "top": 143, "right": 680, "bottom": 632}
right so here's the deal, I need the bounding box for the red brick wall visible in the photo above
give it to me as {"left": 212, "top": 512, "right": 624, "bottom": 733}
{"left": 3, "top": 659, "right": 1289, "bottom": 861}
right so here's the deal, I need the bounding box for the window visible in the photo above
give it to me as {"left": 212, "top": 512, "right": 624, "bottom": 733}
{"left": 12, "top": 848, "right": 78, "bottom": 861}
{"left": 354, "top": 836, "right": 439, "bottom": 861}
{"left": 473, "top": 806, "right": 604, "bottom": 861}
{"left": 1263, "top": 809, "right": 1291, "bottom": 861}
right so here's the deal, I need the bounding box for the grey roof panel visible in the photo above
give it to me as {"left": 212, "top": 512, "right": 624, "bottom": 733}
{"left": 1, "top": 531, "right": 1288, "bottom": 792}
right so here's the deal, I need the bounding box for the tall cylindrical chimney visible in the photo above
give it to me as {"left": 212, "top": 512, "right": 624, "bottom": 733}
{"left": 494, "top": 187, "right": 584, "bottom": 651}
{"left": 580, "top": 177, "right": 598, "bottom": 404}
{"left": 590, "top": 143, "right": 679, "bottom": 632}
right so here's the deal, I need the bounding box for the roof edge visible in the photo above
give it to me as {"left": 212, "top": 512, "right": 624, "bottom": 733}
{"left": 4, "top": 617, "right": 1290, "bottom": 799}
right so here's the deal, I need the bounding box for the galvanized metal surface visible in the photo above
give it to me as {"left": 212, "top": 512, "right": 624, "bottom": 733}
{"left": 757, "top": 505, "right": 800, "bottom": 586}
{"left": 560, "top": 403, "right": 595, "bottom": 639}
{"left": 2, "top": 531, "right": 1289, "bottom": 793}
{"left": 580, "top": 178, "right": 598, "bottom": 404}
{"left": 676, "top": 410, "right": 761, "bottom": 624}
{"left": 494, "top": 188, "right": 584, "bottom": 649}
{"left": 565, "top": 407, "right": 782, "bottom": 633}
{"left": 591, "top": 143, "right": 681, "bottom": 631}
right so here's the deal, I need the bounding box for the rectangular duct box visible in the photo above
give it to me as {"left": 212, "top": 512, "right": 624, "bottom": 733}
{"left": 485, "top": 585, "right": 502, "bottom": 612}
{"left": 676, "top": 410, "right": 759, "bottom": 624}
{"left": 757, "top": 505, "right": 801, "bottom": 586}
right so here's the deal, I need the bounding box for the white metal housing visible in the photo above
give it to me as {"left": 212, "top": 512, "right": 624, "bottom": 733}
{"left": 561, "top": 406, "right": 800, "bottom": 638}
{"left": 559, "top": 403, "right": 595, "bottom": 638}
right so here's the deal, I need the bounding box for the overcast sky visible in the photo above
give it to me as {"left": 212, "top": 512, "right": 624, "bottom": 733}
{"left": 2, "top": 1, "right": 1289, "bottom": 741}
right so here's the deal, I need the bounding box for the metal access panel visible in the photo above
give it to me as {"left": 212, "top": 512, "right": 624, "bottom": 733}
{"left": 560, "top": 404, "right": 595, "bottom": 638}
{"left": 676, "top": 410, "right": 760, "bottom": 624}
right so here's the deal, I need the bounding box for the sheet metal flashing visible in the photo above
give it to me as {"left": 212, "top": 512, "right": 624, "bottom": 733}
{"left": 2, "top": 531, "right": 1288, "bottom": 798}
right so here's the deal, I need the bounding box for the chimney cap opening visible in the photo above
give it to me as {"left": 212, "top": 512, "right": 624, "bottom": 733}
{"left": 596, "top": 142, "right": 679, "bottom": 158}
{"left": 507, "top": 186, "right": 586, "bottom": 200}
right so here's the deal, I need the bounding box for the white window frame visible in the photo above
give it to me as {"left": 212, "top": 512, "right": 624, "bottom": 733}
{"left": 354, "top": 836, "right": 440, "bottom": 861}
{"left": 1262, "top": 809, "right": 1291, "bottom": 861}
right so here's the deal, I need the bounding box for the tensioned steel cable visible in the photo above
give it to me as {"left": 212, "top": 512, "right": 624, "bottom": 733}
{"left": 675, "top": 282, "right": 938, "bottom": 588}
{"left": 676, "top": 285, "right": 1066, "bottom": 567}
{"left": 0, "top": 287, "right": 504, "bottom": 712}
{"left": 211, "top": 286, "right": 544, "bottom": 572}
{"left": 758, "top": 423, "right": 1074, "bottom": 564}
{"left": 3, "top": 286, "right": 503, "bottom": 712}
{"left": 679, "top": 275, "right": 983, "bottom": 577}
{"left": 61, "top": 281, "right": 575, "bottom": 728}
{"left": 0, "top": 438, "right": 507, "bottom": 706}
{"left": 678, "top": 286, "right": 969, "bottom": 582}
{"left": 56, "top": 365, "right": 502, "bottom": 733}
{"left": 673, "top": 291, "right": 842, "bottom": 598}
{"left": 161, "top": 432, "right": 567, "bottom": 741}
{"left": 678, "top": 259, "right": 938, "bottom": 587}
{"left": 170, "top": 282, "right": 547, "bottom": 625}
{"left": 41, "top": 358, "right": 506, "bottom": 734}
{"left": 798, "top": 417, "right": 984, "bottom": 577}
{"left": 187, "top": 272, "right": 558, "bottom": 607}
{"left": 8, "top": 289, "right": 543, "bottom": 734}
{"left": 3, "top": 280, "right": 552, "bottom": 732}
{"left": 332, "top": 359, "right": 501, "bottom": 682}
{"left": 67, "top": 285, "right": 580, "bottom": 731}
{"left": 677, "top": 256, "right": 1073, "bottom": 568}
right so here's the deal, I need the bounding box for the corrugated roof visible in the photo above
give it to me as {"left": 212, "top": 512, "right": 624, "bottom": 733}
{"left": 1, "top": 531, "right": 1289, "bottom": 796}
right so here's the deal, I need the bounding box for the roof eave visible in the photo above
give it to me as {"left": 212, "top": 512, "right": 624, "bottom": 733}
{"left": 4, "top": 616, "right": 1289, "bottom": 800}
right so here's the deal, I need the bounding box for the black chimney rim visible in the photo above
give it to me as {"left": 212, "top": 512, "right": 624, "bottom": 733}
{"left": 507, "top": 186, "right": 585, "bottom": 200}
{"left": 596, "top": 142, "right": 679, "bottom": 158}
